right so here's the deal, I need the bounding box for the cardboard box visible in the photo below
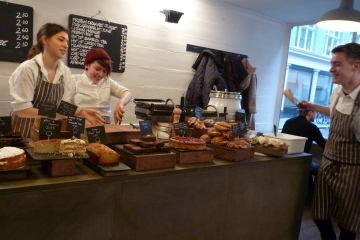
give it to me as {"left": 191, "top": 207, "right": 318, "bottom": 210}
{"left": 263, "top": 133, "right": 307, "bottom": 154}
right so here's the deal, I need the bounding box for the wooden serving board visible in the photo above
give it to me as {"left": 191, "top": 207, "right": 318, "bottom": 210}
{"left": 92, "top": 124, "right": 140, "bottom": 145}
{"left": 82, "top": 158, "right": 130, "bottom": 177}
{"left": 254, "top": 145, "right": 288, "bottom": 157}
{"left": 112, "top": 145, "right": 176, "bottom": 171}
{"left": 171, "top": 148, "right": 214, "bottom": 164}
{"left": 208, "top": 145, "right": 255, "bottom": 162}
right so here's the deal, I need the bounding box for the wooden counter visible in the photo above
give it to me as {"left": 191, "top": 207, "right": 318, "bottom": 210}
{"left": 0, "top": 153, "right": 311, "bottom": 240}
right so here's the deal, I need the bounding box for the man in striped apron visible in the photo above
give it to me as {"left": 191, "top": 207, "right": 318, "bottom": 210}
{"left": 299, "top": 42, "right": 360, "bottom": 240}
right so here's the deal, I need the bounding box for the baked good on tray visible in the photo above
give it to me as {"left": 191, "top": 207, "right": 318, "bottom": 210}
{"left": 0, "top": 147, "right": 26, "bottom": 170}
{"left": 86, "top": 143, "right": 120, "bottom": 165}
{"left": 34, "top": 139, "right": 62, "bottom": 153}
{"left": 169, "top": 136, "right": 206, "bottom": 150}
{"left": 59, "top": 137, "right": 86, "bottom": 156}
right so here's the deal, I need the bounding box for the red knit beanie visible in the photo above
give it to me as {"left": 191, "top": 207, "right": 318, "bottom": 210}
{"left": 85, "top": 48, "right": 111, "bottom": 65}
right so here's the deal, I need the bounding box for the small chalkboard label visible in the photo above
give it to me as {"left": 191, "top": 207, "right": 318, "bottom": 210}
{"left": 67, "top": 116, "right": 85, "bottom": 134}
{"left": 194, "top": 107, "right": 203, "bottom": 119}
{"left": 139, "top": 120, "right": 153, "bottom": 135}
{"left": 231, "top": 124, "right": 241, "bottom": 138}
{"left": 0, "top": 116, "right": 12, "bottom": 133}
{"left": 39, "top": 118, "right": 61, "bottom": 138}
{"left": 173, "top": 122, "right": 190, "bottom": 136}
{"left": 38, "top": 102, "right": 57, "bottom": 118}
{"left": 86, "top": 125, "right": 106, "bottom": 143}
{"left": 256, "top": 132, "right": 264, "bottom": 137}
{"left": 56, "top": 100, "right": 78, "bottom": 116}
{"left": 238, "top": 122, "right": 247, "bottom": 135}
{"left": 235, "top": 110, "right": 246, "bottom": 123}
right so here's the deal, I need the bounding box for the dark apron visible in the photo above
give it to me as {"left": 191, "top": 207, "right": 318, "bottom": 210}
{"left": 11, "top": 62, "right": 64, "bottom": 138}
{"left": 312, "top": 90, "right": 360, "bottom": 232}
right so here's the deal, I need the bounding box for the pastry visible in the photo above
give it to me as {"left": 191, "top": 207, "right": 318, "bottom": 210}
{"left": 86, "top": 143, "right": 120, "bottom": 165}
{"left": 187, "top": 117, "right": 196, "bottom": 127}
{"left": 204, "top": 119, "right": 214, "bottom": 127}
{"left": 210, "top": 136, "right": 228, "bottom": 146}
{"left": 140, "top": 134, "right": 156, "bottom": 142}
{"left": 214, "top": 121, "right": 231, "bottom": 131}
{"left": 169, "top": 136, "right": 206, "bottom": 150}
{"left": 59, "top": 137, "right": 87, "bottom": 156}
{"left": 193, "top": 120, "right": 205, "bottom": 129}
{"left": 207, "top": 128, "right": 222, "bottom": 137}
{"left": 200, "top": 134, "right": 211, "bottom": 144}
{"left": 227, "top": 139, "right": 251, "bottom": 149}
{"left": 0, "top": 147, "right": 26, "bottom": 170}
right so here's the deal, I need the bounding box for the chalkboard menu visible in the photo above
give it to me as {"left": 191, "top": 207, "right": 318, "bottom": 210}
{"left": 68, "top": 14, "right": 127, "bottom": 73}
{"left": 0, "top": 2, "right": 33, "bottom": 63}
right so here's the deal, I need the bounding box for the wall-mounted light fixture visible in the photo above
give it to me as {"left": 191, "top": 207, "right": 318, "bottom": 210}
{"left": 317, "top": 0, "right": 360, "bottom": 32}
{"left": 160, "top": 9, "right": 184, "bottom": 23}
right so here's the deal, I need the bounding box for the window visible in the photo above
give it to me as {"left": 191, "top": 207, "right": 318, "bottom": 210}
{"left": 324, "top": 31, "right": 340, "bottom": 56}
{"left": 293, "top": 25, "right": 315, "bottom": 51}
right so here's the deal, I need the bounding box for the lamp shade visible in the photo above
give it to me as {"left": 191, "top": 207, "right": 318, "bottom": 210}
{"left": 317, "top": 0, "right": 360, "bottom": 32}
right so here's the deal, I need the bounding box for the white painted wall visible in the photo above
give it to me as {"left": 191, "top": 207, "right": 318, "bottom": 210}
{"left": 0, "top": 0, "right": 290, "bottom": 133}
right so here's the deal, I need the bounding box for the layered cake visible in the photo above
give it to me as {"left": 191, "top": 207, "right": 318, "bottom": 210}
{"left": 34, "top": 139, "right": 62, "bottom": 153}
{"left": 0, "top": 147, "right": 26, "bottom": 170}
{"left": 169, "top": 136, "right": 206, "bottom": 150}
{"left": 59, "top": 137, "right": 86, "bottom": 156}
{"left": 86, "top": 143, "right": 120, "bottom": 165}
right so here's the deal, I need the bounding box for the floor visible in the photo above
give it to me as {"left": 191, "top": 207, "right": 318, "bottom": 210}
{"left": 298, "top": 205, "right": 360, "bottom": 240}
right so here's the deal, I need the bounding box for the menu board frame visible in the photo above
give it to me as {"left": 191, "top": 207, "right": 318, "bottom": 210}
{"left": 68, "top": 14, "right": 127, "bottom": 73}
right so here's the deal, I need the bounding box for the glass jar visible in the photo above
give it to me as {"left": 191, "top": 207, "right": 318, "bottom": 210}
{"left": 156, "top": 122, "right": 172, "bottom": 140}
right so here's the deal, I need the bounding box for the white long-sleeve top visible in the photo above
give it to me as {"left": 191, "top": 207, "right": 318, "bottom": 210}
{"left": 9, "top": 53, "right": 73, "bottom": 111}
{"left": 71, "top": 72, "right": 130, "bottom": 117}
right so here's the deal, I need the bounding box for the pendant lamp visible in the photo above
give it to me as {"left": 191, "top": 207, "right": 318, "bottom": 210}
{"left": 317, "top": 0, "right": 360, "bottom": 32}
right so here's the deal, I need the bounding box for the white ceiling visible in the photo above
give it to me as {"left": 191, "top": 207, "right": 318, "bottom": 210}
{"left": 217, "top": 0, "right": 360, "bottom": 24}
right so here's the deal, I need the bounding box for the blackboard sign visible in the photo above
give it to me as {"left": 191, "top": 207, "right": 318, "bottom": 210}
{"left": 38, "top": 102, "right": 57, "bottom": 118}
{"left": 194, "top": 107, "right": 203, "bottom": 119}
{"left": 68, "top": 14, "right": 127, "bottom": 73}
{"left": 39, "top": 118, "right": 61, "bottom": 138}
{"left": 86, "top": 125, "right": 106, "bottom": 143}
{"left": 57, "top": 100, "right": 78, "bottom": 116}
{"left": 0, "top": 2, "right": 33, "bottom": 63}
{"left": 139, "top": 120, "right": 153, "bottom": 135}
{"left": 66, "top": 116, "right": 85, "bottom": 134}
{"left": 173, "top": 122, "right": 189, "bottom": 136}
{"left": 0, "top": 116, "right": 12, "bottom": 133}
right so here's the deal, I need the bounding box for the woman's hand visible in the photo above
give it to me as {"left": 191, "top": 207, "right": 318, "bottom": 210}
{"left": 76, "top": 108, "right": 105, "bottom": 125}
{"left": 114, "top": 102, "right": 125, "bottom": 124}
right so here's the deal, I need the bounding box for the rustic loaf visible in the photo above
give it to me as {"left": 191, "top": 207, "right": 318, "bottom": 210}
{"left": 86, "top": 143, "right": 120, "bottom": 165}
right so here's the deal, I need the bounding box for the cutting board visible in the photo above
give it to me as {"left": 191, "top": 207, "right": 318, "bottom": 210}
{"left": 82, "top": 158, "right": 130, "bottom": 177}
{"left": 208, "top": 145, "right": 255, "bottom": 161}
{"left": 112, "top": 145, "right": 176, "bottom": 171}
{"left": 171, "top": 148, "right": 214, "bottom": 164}
{"left": 92, "top": 124, "right": 140, "bottom": 145}
{"left": 254, "top": 145, "right": 288, "bottom": 157}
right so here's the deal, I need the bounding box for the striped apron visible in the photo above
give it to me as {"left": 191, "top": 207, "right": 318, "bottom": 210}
{"left": 312, "top": 91, "right": 360, "bottom": 232}
{"left": 11, "top": 62, "right": 64, "bottom": 138}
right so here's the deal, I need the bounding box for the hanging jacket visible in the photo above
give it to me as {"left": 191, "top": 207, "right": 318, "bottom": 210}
{"left": 185, "top": 50, "right": 226, "bottom": 108}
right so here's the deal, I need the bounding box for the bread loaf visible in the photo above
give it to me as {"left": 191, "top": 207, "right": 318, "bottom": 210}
{"left": 86, "top": 143, "right": 120, "bottom": 165}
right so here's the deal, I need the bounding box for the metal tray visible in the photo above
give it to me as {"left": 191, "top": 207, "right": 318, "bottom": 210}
{"left": 26, "top": 148, "right": 89, "bottom": 161}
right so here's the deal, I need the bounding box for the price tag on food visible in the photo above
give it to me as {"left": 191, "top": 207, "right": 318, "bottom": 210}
{"left": 38, "top": 102, "right": 57, "bottom": 118}
{"left": 0, "top": 116, "right": 12, "bottom": 133}
{"left": 194, "top": 107, "right": 203, "bottom": 119}
{"left": 56, "top": 100, "right": 78, "bottom": 116}
{"left": 66, "top": 116, "right": 85, "bottom": 134}
{"left": 139, "top": 120, "right": 153, "bottom": 135}
{"left": 238, "top": 122, "right": 247, "bottom": 135}
{"left": 235, "top": 110, "right": 246, "bottom": 123}
{"left": 86, "top": 125, "right": 106, "bottom": 143}
{"left": 173, "top": 122, "right": 190, "bottom": 136}
{"left": 231, "top": 124, "right": 241, "bottom": 138}
{"left": 39, "top": 118, "right": 61, "bottom": 138}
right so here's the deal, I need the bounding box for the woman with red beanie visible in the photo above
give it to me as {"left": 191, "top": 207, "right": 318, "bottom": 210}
{"left": 71, "top": 48, "right": 132, "bottom": 124}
